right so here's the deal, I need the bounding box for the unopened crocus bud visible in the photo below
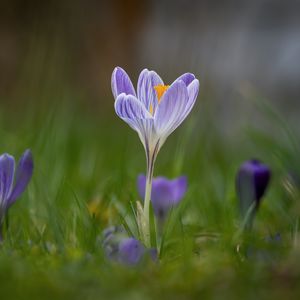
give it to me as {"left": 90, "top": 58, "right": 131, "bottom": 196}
{"left": 236, "top": 159, "right": 271, "bottom": 227}
{"left": 0, "top": 150, "right": 33, "bottom": 241}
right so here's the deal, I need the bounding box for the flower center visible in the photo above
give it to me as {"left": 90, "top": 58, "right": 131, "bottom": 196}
{"left": 154, "top": 85, "right": 169, "bottom": 102}
{"left": 149, "top": 85, "right": 169, "bottom": 114}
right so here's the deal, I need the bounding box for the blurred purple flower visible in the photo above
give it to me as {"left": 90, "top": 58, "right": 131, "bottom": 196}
{"left": 118, "top": 238, "right": 145, "bottom": 265}
{"left": 102, "top": 228, "right": 157, "bottom": 266}
{"left": 0, "top": 150, "right": 33, "bottom": 239}
{"left": 236, "top": 159, "right": 271, "bottom": 225}
{"left": 112, "top": 67, "right": 200, "bottom": 152}
{"left": 137, "top": 174, "right": 187, "bottom": 221}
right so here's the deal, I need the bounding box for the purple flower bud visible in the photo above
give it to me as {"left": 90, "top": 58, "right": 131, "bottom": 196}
{"left": 118, "top": 238, "right": 145, "bottom": 265}
{"left": 236, "top": 159, "right": 271, "bottom": 221}
{"left": 137, "top": 174, "right": 187, "bottom": 221}
{"left": 0, "top": 150, "right": 33, "bottom": 240}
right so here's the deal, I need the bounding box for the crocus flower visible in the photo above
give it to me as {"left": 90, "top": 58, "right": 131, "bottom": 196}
{"left": 0, "top": 150, "right": 34, "bottom": 240}
{"left": 118, "top": 238, "right": 145, "bottom": 265}
{"left": 112, "top": 67, "right": 199, "bottom": 246}
{"left": 236, "top": 159, "right": 271, "bottom": 228}
{"left": 102, "top": 227, "right": 156, "bottom": 265}
{"left": 112, "top": 67, "right": 199, "bottom": 154}
{"left": 137, "top": 174, "right": 187, "bottom": 221}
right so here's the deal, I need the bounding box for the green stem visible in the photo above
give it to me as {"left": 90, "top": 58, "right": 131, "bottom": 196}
{"left": 143, "top": 149, "right": 156, "bottom": 247}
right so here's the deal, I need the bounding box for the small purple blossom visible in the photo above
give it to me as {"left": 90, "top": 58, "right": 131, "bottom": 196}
{"left": 236, "top": 159, "right": 271, "bottom": 224}
{"left": 102, "top": 228, "right": 157, "bottom": 266}
{"left": 118, "top": 238, "right": 145, "bottom": 265}
{"left": 0, "top": 150, "right": 33, "bottom": 239}
{"left": 137, "top": 175, "right": 187, "bottom": 221}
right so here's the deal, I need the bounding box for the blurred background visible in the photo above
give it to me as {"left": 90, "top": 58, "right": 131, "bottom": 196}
{"left": 0, "top": 0, "right": 299, "bottom": 131}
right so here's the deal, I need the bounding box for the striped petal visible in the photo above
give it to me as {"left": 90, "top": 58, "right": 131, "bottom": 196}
{"left": 137, "top": 69, "right": 163, "bottom": 112}
{"left": 174, "top": 73, "right": 195, "bottom": 87}
{"left": 181, "top": 79, "right": 200, "bottom": 121}
{"left": 159, "top": 79, "right": 199, "bottom": 136}
{"left": 115, "top": 94, "right": 154, "bottom": 144}
{"left": 111, "top": 67, "right": 136, "bottom": 99}
{"left": 8, "top": 149, "right": 34, "bottom": 206}
{"left": 0, "top": 154, "right": 15, "bottom": 207}
{"left": 154, "top": 80, "right": 188, "bottom": 139}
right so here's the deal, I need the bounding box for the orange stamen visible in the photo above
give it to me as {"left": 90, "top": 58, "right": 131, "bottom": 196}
{"left": 149, "top": 104, "right": 153, "bottom": 115}
{"left": 154, "top": 85, "right": 170, "bottom": 103}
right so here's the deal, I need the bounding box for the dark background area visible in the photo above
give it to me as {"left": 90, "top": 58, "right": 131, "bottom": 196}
{"left": 0, "top": 0, "right": 299, "bottom": 127}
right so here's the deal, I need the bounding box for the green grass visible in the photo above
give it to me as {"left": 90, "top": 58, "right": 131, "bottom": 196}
{"left": 0, "top": 92, "right": 300, "bottom": 300}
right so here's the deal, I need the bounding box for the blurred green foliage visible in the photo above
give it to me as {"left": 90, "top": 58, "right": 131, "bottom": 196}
{"left": 1, "top": 72, "right": 300, "bottom": 299}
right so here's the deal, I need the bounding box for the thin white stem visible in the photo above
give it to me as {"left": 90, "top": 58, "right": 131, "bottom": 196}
{"left": 143, "top": 147, "right": 157, "bottom": 247}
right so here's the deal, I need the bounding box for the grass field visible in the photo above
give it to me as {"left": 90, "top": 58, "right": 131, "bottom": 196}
{"left": 0, "top": 87, "right": 300, "bottom": 299}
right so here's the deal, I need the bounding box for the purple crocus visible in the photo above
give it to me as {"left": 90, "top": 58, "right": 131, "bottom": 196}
{"left": 0, "top": 150, "right": 33, "bottom": 240}
{"left": 118, "top": 238, "right": 145, "bottom": 265}
{"left": 112, "top": 67, "right": 199, "bottom": 154}
{"left": 236, "top": 159, "right": 271, "bottom": 227}
{"left": 112, "top": 67, "right": 199, "bottom": 246}
{"left": 102, "top": 227, "right": 157, "bottom": 265}
{"left": 137, "top": 174, "right": 187, "bottom": 221}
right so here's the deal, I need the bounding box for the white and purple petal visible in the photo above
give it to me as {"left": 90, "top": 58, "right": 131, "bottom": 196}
{"left": 157, "top": 79, "right": 199, "bottom": 138}
{"left": 111, "top": 67, "right": 136, "bottom": 99}
{"left": 137, "top": 69, "right": 163, "bottom": 112}
{"left": 0, "top": 154, "right": 15, "bottom": 206}
{"left": 154, "top": 80, "right": 189, "bottom": 139}
{"left": 174, "top": 73, "right": 195, "bottom": 87}
{"left": 115, "top": 94, "right": 152, "bottom": 127}
{"left": 8, "top": 149, "right": 33, "bottom": 206}
{"left": 167, "top": 73, "right": 199, "bottom": 127}
{"left": 115, "top": 94, "right": 155, "bottom": 146}
{"left": 179, "top": 79, "right": 200, "bottom": 124}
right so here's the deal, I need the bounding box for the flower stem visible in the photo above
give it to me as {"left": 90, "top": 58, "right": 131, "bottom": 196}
{"left": 143, "top": 150, "right": 156, "bottom": 247}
